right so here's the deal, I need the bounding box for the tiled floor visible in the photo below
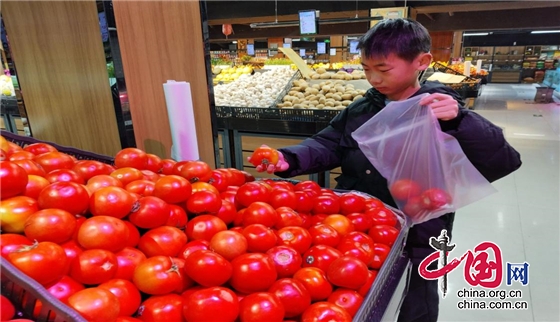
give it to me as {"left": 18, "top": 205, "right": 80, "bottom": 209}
{"left": 438, "top": 84, "right": 560, "bottom": 322}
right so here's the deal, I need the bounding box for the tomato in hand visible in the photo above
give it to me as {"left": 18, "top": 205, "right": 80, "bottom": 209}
{"left": 138, "top": 226, "right": 187, "bottom": 257}
{"left": 77, "top": 216, "right": 129, "bottom": 252}
{"left": 68, "top": 288, "right": 120, "bottom": 322}
{"left": 183, "top": 287, "right": 239, "bottom": 322}
{"left": 326, "top": 256, "right": 368, "bottom": 290}
{"left": 389, "top": 179, "right": 422, "bottom": 201}
{"left": 115, "top": 148, "right": 147, "bottom": 170}
{"left": 210, "top": 230, "right": 248, "bottom": 261}
{"left": 38, "top": 181, "right": 89, "bottom": 216}
{"left": 24, "top": 208, "right": 76, "bottom": 243}
{"left": 269, "top": 278, "right": 311, "bottom": 318}
{"left": 239, "top": 292, "right": 285, "bottom": 322}
{"left": 230, "top": 253, "right": 278, "bottom": 294}
{"left": 0, "top": 161, "right": 28, "bottom": 199}
{"left": 303, "top": 245, "right": 343, "bottom": 273}
{"left": 243, "top": 224, "right": 278, "bottom": 253}
{"left": 98, "top": 279, "right": 142, "bottom": 317}
{"left": 185, "top": 214, "right": 227, "bottom": 241}
{"left": 0, "top": 196, "right": 39, "bottom": 233}
{"left": 8, "top": 241, "right": 67, "bottom": 286}
{"left": 266, "top": 246, "right": 303, "bottom": 278}
{"left": 249, "top": 146, "right": 279, "bottom": 167}
{"left": 128, "top": 196, "right": 170, "bottom": 229}
{"left": 328, "top": 289, "right": 363, "bottom": 317}
{"left": 133, "top": 256, "right": 183, "bottom": 295}
{"left": 183, "top": 250, "right": 232, "bottom": 287}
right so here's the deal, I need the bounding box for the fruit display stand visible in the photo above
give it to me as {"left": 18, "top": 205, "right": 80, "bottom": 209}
{"left": 422, "top": 62, "right": 482, "bottom": 109}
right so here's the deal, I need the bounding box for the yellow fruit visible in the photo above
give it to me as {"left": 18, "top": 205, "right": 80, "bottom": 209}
{"left": 0, "top": 135, "right": 9, "bottom": 152}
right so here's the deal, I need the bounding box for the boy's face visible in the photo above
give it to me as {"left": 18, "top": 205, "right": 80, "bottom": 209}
{"left": 361, "top": 52, "right": 432, "bottom": 101}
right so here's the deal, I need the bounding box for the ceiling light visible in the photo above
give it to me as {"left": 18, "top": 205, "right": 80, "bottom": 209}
{"left": 463, "top": 32, "right": 489, "bottom": 36}
{"left": 232, "top": 41, "right": 238, "bottom": 44}
{"left": 250, "top": 17, "right": 383, "bottom": 29}
{"left": 531, "top": 30, "right": 560, "bottom": 34}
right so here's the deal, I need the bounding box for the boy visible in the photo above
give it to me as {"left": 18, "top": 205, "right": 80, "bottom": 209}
{"left": 252, "top": 18, "right": 521, "bottom": 321}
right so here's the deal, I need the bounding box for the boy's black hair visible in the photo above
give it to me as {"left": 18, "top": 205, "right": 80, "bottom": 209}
{"left": 357, "top": 18, "right": 431, "bottom": 62}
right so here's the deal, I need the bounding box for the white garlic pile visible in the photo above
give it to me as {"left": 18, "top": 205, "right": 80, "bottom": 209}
{"left": 214, "top": 68, "right": 295, "bottom": 107}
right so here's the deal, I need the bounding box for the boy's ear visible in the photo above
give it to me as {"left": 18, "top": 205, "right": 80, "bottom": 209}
{"left": 417, "top": 53, "right": 433, "bottom": 71}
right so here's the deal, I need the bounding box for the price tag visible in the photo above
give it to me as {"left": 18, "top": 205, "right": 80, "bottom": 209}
{"left": 300, "top": 49, "right": 306, "bottom": 57}
{"left": 330, "top": 48, "right": 337, "bottom": 56}
{"left": 247, "top": 44, "right": 255, "bottom": 56}
{"left": 317, "top": 42, "right": 326, "bottom": 54}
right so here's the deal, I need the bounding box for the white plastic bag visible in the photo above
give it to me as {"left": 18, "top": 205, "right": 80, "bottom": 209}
{"left": 351, "top": 94, "right": 496, "bottom": 224}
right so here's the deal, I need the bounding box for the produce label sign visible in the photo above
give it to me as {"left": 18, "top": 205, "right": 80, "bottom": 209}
{"left": 369, "top": 7, "right": 409, "bottom": 27}
{"left": 419, "top": 230, "right": 530, "bottom": 310}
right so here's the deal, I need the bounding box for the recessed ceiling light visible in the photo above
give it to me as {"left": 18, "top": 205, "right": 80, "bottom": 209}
{"left": 531, "top": 30, "right": 560, "bottom": 34}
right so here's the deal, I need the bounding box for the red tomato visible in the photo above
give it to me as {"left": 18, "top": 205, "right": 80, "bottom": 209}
{"left": 12, "top": 159, "right": 46, "bottom": 176}
{"left": 268, "top": 189, "right": 298, "bottom": 210}
{"left": 227, "top": 168, "right": 246, "bottom": 186}
{"left": 239, "top": 292, "right": 284, "bottom": 322}
{"left": 294, "top": 191, "right": 314, "bottom": 213}
{"left": 390, "top": 179, "right": 422, "bottom": 201}
{"left": 210, "top": 230, "right": 248, "bottom": 261}
{"left": 33, "top": 151, "right": 74, "bottom": 173}
{"left": 98, "top": 279, "right": 142, "bottom": 317}
{"left": 60, "top": 240, "right": 84, "bottom": 274}
{"left": 136, "top": 294, "right": 183, "bottom": 321}
{"left": 275, "top": 207, "right": 303, "bottom": 229}
{"left": 152, "top": 175, "right": 192, "bottom": 204}
{"left": 366, "top": 207, "right": 399, "bottom": 227}
{"left": 269, "top": 278, "right": 311, "bottom": 318}
{"left": 293, "top": 267, "right": 333, "bottom": 301}
{"left": 220, "top": 190, "right": 238, "bottom": 208}
{"left": 235, "top": 182, "right": 270, "bottom": 208}
{"left": 8, "top": 241, "right": 67, "bottom": 286}
{"left": 183, "top": 249, "right": 232, "bottom": 287}
{"left": 364, "top": 198, "right": 385, "bottom": 211}
{"left": 138, "top": 226, "right": 187, "bottom": 257}
{"left": 185, "top": 214, "right": 226, "bottom": 241}
{"left": 174, "top": 160, "right": 212, "bottom": 183}
{"left": 370, "top": 243, "right": 391, "bottom": 270}
{"left": 70, "top": 249, "right": 118, "bottom": 285}
{"left": 266, "top": 246, "right": 303, "bottom": 278}
{"left": 208, "top": 170, "right": 229, "bottom": 192}
{"left": 24, "top": 208, "right": 76, "bottom": 243}
{"left": 368, "top": 224, "right": 399, "bottom": 246}
{"left": 35, "top": 276, "right": 85, "bottom": 318}
{"left": 326, "top": 256, "right": 368, "bottom": 290}
{"left": 308, "top": 223, "right": 341, "bottom": 248}
{"left": 9, "top": 150, "right": 35, "bottom": 161}
{"left": 242, "top": 201, "right": 278, "bottom": 228}
{"left": 72, "top": 160, "right": 112, "bottom": 181}
{"left": 115, "top": 148, "right": 147, "bottom": 170}
{"left": 68, "top": 287, "right": 120, "bottom": 322}
{"left": 328, "top": 289, "right": 363, "bottom": 317}
{"left": 141, "top": 170, "right": 160, "bottom": 182}
{"left": 186, "top": 191, "right": 222, "bottom": 215}
{"left": 230, "top": 253, "right": 278, "bottom": 294}
{"left": 339, "top": 232, "right": 375, "bottom": 263}
{"left": 269, "top": 181, "right": 294, "bottom": 192}
{"left": 166, "top": 205, "right": 188, "bottom": 229}
{"left": 0, "top": 161, "right": 28, "bottom": 199}
{"left": 420, "top": 188, "right": 452, "bottom": 210}
{"left": 171, "top": 257, "right": 195, "bottom": 293}
{"left": 125, "top": 180, "right": 155, "bottom": 196}
{"left": 38, "top": 181, "right": 89, "bottom": 215}
{"left": 249, "top": 146, "right": 279, "bottom": 167}
{"left": 277, "top": 226, "right": 312, "bottom": 254}
{"left": 303, "top": 245, "right": 343, "bottom": 273}
{"left": 339, "top": 194, "right": 366, "bottom": 215}
{"left": 23, "top": 175, "right": 50, "bottom": 199}
{"left": 123, "top": 221, "right": 140, "bottom": 247}
{"left": 23, "top": 143, "right": 57, "bottom": 155}
{"left": 111, "top": 167, "right": 144, "bottom": 186}
{"left": 0, "top": 196, "right": 39, "bottom": 233}
{"left": 191, "top": 181, "right": 220, "bottom": 195}
{"left": 0, "top": 295, "right": 15, "bottom": 321}
{"left": 241, "top": 171, "right": 255, "bottom": 183}
{"left": 358, "top": 270, "right": 378, "bottom": 297}
{"left": 114, "top": 247, "right": 147, "bottom": 281}
{"left": 0, "top": 234, "right": 32, "bottom": 258}
{"left": 182, "top": 287, "right": 239, "bottom": 322}
{"left": 90, "top": 186, "right": 136, "bottom": 219}
{"left": 160, "top": 159, "right": 177, "bottom": 175}
{"left": 178, "top": 240, "right": 210, "bottom": 261}
{"left": 215, "top": 199, "right": 236, "bottom": 225}
{"left": 301, "top": 301, "right": 352, "bottom": 322}
{"left": 309, "top": 214, "right": 328, "bottom": 227}
{"left": 294, "top": 180, "right": 321, "bottom": 193}
{"left": 403, "top": 196, "right": 424, "bottom": 218}
{"left": 128, "top": 196, "right": 170, "bottom": 229}
{"left": 116, "top": 317, "right": 143, "bottom": 322}
{"left": 145, "top": 154, "right": 163, "bottom": 173}
{"left": 242, "top": 224, "right": 278, "bottom": 253}
{"left": 300, "top": 213, "right": 312, "bottom": 229}
{"left": 313, "top": 195, "right": 341, "bottom": 214}
{"left": 77, "top": 216, "right": 129, "bottom": 252}
{"left": 346, "top": 212, "right": 374, "bottom": 232}
{"left": 87, "top": 174, "right": 123, "bottom": 193}
{"left": 323, "top": 214, "right": 354, "bottom": 237}
{"left": 133, "top": 256, "right": 183, "bottom": 295}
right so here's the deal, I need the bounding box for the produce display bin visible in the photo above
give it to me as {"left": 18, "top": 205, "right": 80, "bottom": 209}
{"left": 1, "top": 130, "right": 114, "bottom": 165}
{"left": 1, "top": 260, "right": 87, "bottom": 322}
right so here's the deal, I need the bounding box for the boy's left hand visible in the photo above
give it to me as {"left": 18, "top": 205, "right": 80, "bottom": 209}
{"left": 420, "top": 93, "right": 459, "bottom": 121}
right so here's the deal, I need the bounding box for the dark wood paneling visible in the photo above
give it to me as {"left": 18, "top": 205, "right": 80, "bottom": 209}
{"left": 430, "top": 31, "right": 453, "bottom": 63}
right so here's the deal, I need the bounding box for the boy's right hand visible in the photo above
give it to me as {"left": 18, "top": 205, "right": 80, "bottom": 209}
{"left": 247, "top": 145, "right": 290, "bottom": 174}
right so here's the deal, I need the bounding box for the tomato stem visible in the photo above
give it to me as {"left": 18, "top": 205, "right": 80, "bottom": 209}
{"left": 131, "top": 200, "right": 141, "bottom": 213}
{"left": 16, "top": 240, "right": 38, "bottom": 252}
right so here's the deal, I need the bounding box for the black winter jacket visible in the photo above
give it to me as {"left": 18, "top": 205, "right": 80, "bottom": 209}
{"left": 276, "top": 81, "right": 522, "bottom": 262}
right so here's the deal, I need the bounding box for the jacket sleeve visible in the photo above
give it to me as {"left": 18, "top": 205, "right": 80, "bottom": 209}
{"left": 442, "top": 108, "right": 522, "bottom": 182}
{"left": 275, "top": 108, "right": 349, "bottom": 178}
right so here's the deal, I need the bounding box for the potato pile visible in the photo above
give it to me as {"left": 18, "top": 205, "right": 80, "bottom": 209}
{"left": 306, "top": 68, "right": 366, "bottom": 81}
{"left": 277, "top": 79, "right": 367, "bottom": 110}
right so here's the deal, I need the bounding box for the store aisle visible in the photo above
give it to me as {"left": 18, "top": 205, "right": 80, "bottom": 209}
{"left": 438, "top": 84, "right": 560, "bottom": 322}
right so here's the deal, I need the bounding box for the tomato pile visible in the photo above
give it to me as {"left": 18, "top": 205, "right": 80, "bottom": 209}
{"left": 0, "top": 138, "right": 402, "bottom": 322}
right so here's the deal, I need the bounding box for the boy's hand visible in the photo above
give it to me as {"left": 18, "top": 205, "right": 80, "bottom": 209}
{"left": 420, "top": 93, "right": 459, "bottom": 121}
{"left": 247, "top": 145, "right": 290, "bottom": 173}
